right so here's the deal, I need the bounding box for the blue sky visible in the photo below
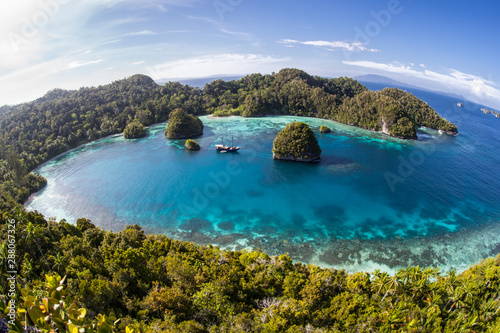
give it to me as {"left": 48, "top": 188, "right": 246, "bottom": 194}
{"left": 1, "top": 0, "right": 500, "bottom": 108}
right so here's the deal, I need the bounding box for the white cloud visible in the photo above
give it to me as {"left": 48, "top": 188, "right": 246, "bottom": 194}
{"left": 278, "top": 39, "right": 379, "bottom": 53}
{"left": 343, "top": 60, "right": 500, "bottom": 109}
{"left": 0, "top": 2, "right": 40, "bottom": 36}
{"left": 67, "top": 59, "right": 105, "bottom": 70}
{"left": 0, "top": 0, "right": 200, "bottom": 71}
{"left": 219, "top": 28, "right": 253, "bottom": 40}
{"left": 131, "top": 61, "right": 145, "bottom": 65}
{"left": 126, "top": 30, "right": 157, "bottom": 36}
{"left": 0, "top": 56, "right": 129, "bottom": 106}
{"left": 82, "top": 0, "right": 201, "bottom": 9}
{"left": 184, "top": 15, "right": 258, "bottom": 45}
{"left": 184, "top": 15, "right": 219, "bottom": 25}
{"left": 0, "top": 58, "right": 76, "bottom": 105}
{"left": 106, "top": 17, "right": 149, "bottom": 28}
{"left": 147, "top": 54, "right": 291, "bottom": 80}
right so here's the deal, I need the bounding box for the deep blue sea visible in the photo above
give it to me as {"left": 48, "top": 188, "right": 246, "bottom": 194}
{"left": 26, "top": 84, "right": 500, "bottom": 272}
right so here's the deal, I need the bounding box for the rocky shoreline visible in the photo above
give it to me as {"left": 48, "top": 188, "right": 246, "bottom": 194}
{"left": 272, "top": 153, "right": 321, "bottom": 163}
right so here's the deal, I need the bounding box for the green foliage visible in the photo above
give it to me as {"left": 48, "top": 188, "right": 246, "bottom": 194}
{"left": 380, "top": 87, "right": 458, "bottom": 133}
{"left": 0, "top": 210, "right": 500, "bottom": 333}
{"left": 123, "top": 120, "right": 146, "bottom": 139}
{"left": 0, "top": 156, "right": 46, "bottom": 213}
{"left": 185, "top": 139, "right": 200, "bottom": 151}
{"left": 0, "top": 69, "right": 465, "bottom": 332}
{"left": 339, "top": 90, "right": 419, "bottom": 139}
{"left": 273, "top": 122, "right": 321, "bottom": 162}
{"left": 319, "top": 125, "right": 331, "bottom": 133}
{"left": 0, "top": 273, "right": 134, "bottom": 333}
{"left": 1, "top": 211, "right": 500, "bottom": 332}
{"left": 165, "top": 109, "right": 204, "bottom": 139}
{"left": 193, "top": 283, "right": 233, "bottom": 324}
{"left": 0, "top": 68, "right": 457, "bottom": 212}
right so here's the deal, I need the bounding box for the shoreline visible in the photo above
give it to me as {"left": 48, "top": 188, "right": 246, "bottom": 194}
{"left": 24, "top": 115, "right": 476, "bottom": 274}
{"left": 151, "top": 218, "right": 500, "bottom": 274}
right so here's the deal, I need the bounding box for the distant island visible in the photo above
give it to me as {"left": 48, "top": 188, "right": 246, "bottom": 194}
{"left": 481, "top": 107, "right": 500, "bottom": 118}
{"left": 356, "top": 74, "right": 468, "bottom": 101}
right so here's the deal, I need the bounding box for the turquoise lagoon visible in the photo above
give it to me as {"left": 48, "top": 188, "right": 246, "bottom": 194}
{"left": 26, "top": 86, "right": 500, "bottom": 273}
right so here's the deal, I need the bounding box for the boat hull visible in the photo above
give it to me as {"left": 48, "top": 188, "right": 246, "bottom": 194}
{"left": 216, "top": 146, "right": 241, "bottom": 153}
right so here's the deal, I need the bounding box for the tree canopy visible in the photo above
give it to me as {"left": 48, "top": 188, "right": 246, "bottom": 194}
{"left": 0, "top": 68, "right": 491, "bottom": 333}
{"left": 165, "top": 108, "right": 204, "bottom": 139}
{"left": 123, "top": 119, "right": 146, "bottom": 139}
{"left": 0, "top": 68, "right": 459, "bottom": 216}
{"left": 1, "top": 211, "right": 500, "bottom": 332}
{"left": 185, "top": 139, "right": 201, "bottom": 151}
{"left": 273, "top": 122, "right": 322, "bottom": 162}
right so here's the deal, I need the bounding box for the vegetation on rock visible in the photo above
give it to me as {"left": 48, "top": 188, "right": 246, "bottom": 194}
{"left": 165, "top": 108, "right": 203, "bottom": 139}
{"left": 319, "top": 125, "right": 331, "bottom": 133}
{"left": 380, "top": 87, "right": 458, "bottom": 133}
{"left": 0, "top": 70, "right": 469, "bottom": 332}
{"left": 0, "top": 68, "right": 457, "bottom": 213}
{"left": 123, "top": 119, "right": 146, "bottom": 139}
{"left": 185, "top": 139, "right": 200, "bottom": 151}
{"left": 273, "top": 122, "right": 321, "bottom": 162}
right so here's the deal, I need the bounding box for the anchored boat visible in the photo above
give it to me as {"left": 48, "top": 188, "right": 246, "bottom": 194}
{"left": 215, "top": 136, "right": 242, "bottom": 153}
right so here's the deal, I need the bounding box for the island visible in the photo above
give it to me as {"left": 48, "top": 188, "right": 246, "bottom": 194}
{"left": 481, "top": 107, "right": 500, "bottom": 118}
{"left": 273, "top": 122, "right": 321, "bottom": 162}
{"left": 0, "top": 68, "right": 498, "bottom": 333}
{"left": 185, "top": 139, "right": 201, "bottom": 151}
{"left": 319, "top": 125, "right": 331, "bottom": 133}
{"left": 165, "top": 108, "right": 204, "bottom": 139}
{"left": 123, "top": 119, "right": 146, "bottom": 139}
{"left": 0, "top": 69, "right": 458, "bottom": 216}
{"left": 204, "top": 68, "right": 457, "bottom": 140}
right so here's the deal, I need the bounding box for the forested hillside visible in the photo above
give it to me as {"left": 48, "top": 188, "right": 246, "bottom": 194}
{"left": 0, "top": 68, "right": 497, "bottom": 332}
{"left": 1, "top": 210, "right": 500, "bottom": 332}
{"left": 0, "top": 68, "right": 457, "bottom": 214}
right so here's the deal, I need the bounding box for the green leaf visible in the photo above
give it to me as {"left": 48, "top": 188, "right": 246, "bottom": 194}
{"left": 97, "top": 321, "right": 113, "bottom": 333}
{"left": 68, "top": 323, "right": 79, "bottom": 333}
{"left": 27, "top": 305, "right": 44, "bottom": 323}
{"left": 78, "top": 308, "right": 87, "bottom": 320}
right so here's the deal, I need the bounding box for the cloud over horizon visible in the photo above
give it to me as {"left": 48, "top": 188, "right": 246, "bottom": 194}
{"left": 147, "top": 53, "right": 291, "bottom": 80}
{"left": 278, "top": 39, "right": 379, "bottom": 53}
{"left": 344, "top": 60, "right": 500, "bottom": 109}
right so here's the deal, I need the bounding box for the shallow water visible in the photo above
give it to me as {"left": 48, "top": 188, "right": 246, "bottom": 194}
{"left": 26, "top": 86, "right": 500, "bottom": 273}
